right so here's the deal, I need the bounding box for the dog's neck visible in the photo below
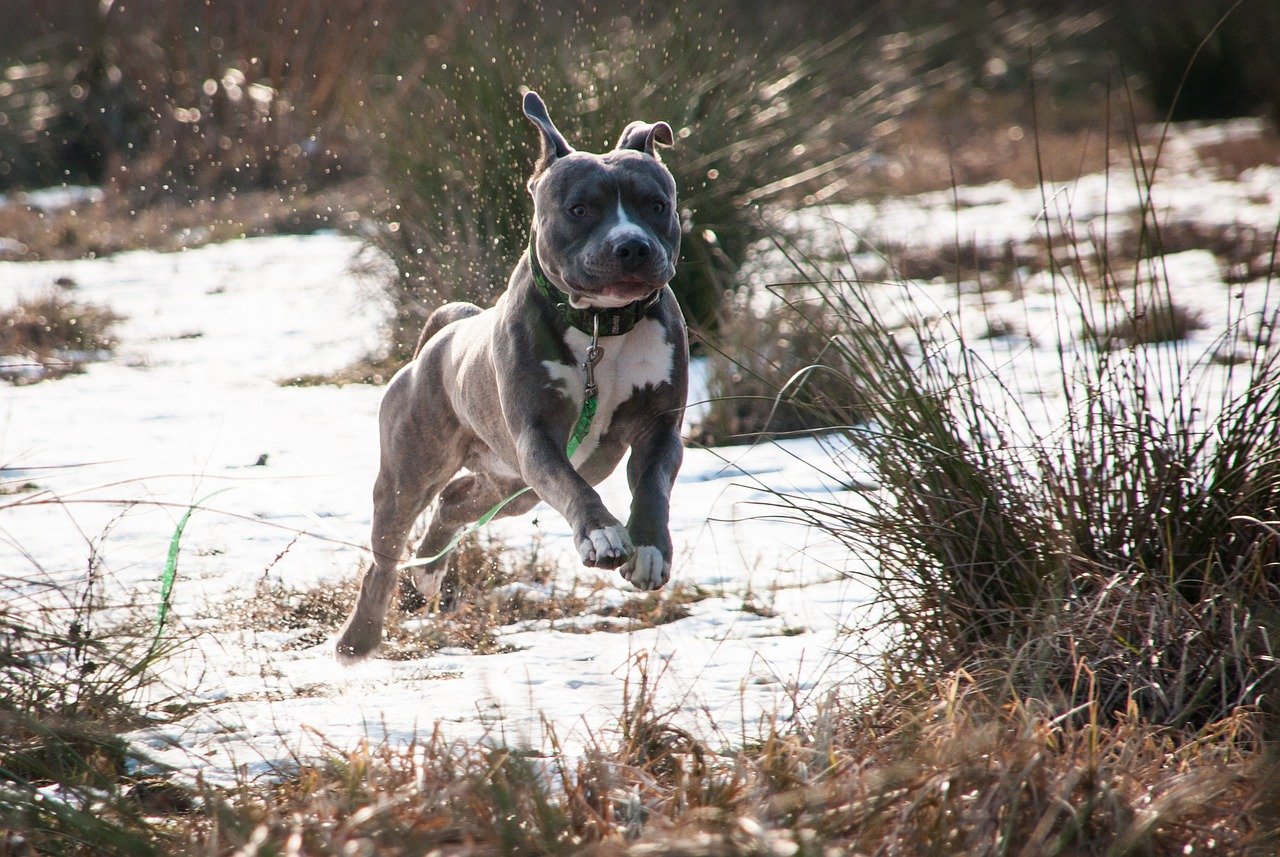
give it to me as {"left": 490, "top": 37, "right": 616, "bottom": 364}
{"left": 527, "top": 243, "right": 660, "bottom": 337}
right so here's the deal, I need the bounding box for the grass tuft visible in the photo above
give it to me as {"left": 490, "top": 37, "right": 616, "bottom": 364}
{"left": 0, "top": 572, "right": 190, "bottom": 854}
{"left": 0, "top": 290, "right": 123, "bottom": 384}
{"left": 745, "top": 172, "right": 1280, "bottom": 734}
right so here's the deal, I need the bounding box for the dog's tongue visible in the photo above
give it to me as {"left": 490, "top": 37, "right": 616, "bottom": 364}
{"left": 605, "top": 279, "right": 653, "bottom": 300}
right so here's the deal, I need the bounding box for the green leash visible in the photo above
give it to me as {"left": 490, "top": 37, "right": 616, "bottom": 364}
{"left": 399, "top": 314, "right": 604, "bottom": 572}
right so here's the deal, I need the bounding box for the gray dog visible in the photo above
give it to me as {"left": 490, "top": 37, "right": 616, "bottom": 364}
{"left": 336, "top": 91, "right": 687, "bottom": 663}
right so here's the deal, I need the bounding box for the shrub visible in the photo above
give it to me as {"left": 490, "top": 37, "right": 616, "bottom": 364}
{"left": 368, "top": 0, "right": 888, "bottom": 353}
{"left": 754, "top": 191, "right": 1280, "bottom": 729}
{"left": 1105, "top": 0, "right": 1280, "bottom": 123}
{"left": 0, "top": 0, "right": 387, "bottom": 201}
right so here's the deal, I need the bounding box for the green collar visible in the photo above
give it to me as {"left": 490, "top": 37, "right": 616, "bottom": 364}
{"left": 528, "top": 245, "right": 660, "bottom": 337}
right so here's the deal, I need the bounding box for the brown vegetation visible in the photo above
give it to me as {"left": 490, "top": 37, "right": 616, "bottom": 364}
{"left": 4, "top": 633, "right": 1271, "bottom": 854}
{"left": 0, "top": 179, "right": 382, "bottom": 262}
{"left": 0, "top": 289, "right": 122, "bottom": 383}
{"left": 215, "top": 536, "right": 711, "bottom": 659}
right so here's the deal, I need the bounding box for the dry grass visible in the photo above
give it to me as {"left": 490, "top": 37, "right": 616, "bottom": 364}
{"left": 609, "top": 681, "right": 1269, "bottom": 856}
{"left": 13, "top": 668, "right": 1266, "bottom": 856}
{"left": 0, "top": 575, "right": 190, "bottom": 853}
{"left": 1110, "top": 219, "right": 1279, "bottom": 271}
{"left": 0, "top": 289, "right": 123, "bottom": 384}
{"left": 883, "top": 237, "right": 1046, "bottom": 286}
{"left": 213, "top": 536, "right": 712, "bottom": 659}
{"left": 4, "top": 452, "right": 1276, "bottom": 854}
{"left": 844, "top": 90, "right": 1133, "bottom": 200}
{"left": 1094, "top": 297, "right": 1207, "bottom": 349}
{"left": 0, "top": 178, "right": 382, "bottom": 262}
{"left": 279, "top": 351, "right": 405, "bottom": 388}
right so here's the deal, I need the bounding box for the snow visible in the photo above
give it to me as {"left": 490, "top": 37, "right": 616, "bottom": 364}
{"left": 0, "top": 184, "right": 104, "bottom": 212}
{"left": 780, "top": 165, "right": 1280, "bottom": 263}
{"left": 0, "top": 233, "right": 875, "bottom": 786}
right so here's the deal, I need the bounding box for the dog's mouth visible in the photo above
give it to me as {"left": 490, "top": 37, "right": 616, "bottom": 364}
{"left": 593, "top": 277, "right": 664, "bottom": 305}
{"left": 566, "top": 275, "right": 665, "bottom": 309}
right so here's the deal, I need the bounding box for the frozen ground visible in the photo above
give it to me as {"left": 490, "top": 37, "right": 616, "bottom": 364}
{"left": 0, "top": 234, "right": 875, "bottom": 786}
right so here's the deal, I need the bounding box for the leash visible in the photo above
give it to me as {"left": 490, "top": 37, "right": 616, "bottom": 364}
{"left": 399, "top": 313, "right": 603, "bottom": 571}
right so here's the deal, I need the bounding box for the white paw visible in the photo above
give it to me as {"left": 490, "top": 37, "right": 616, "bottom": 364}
{"left": 577, "top": 524, "right": 634, "bottom": 568}
{"left": 621, "top": 545, "right": 670, "bottom": 590}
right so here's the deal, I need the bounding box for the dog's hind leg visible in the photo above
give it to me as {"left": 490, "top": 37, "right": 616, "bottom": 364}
{"left": 335, "top": 461, "right": 447, "bottom": 663}
{"left": 336, "top": 370, "right": 466, "bottom": 663}
{"left": 405, "top": 473, "right": 540, "bottom": 611}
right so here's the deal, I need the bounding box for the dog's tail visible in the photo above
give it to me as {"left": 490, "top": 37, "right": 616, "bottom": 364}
{"left": 414, "top": 302, "right": 483, "bottom": 357}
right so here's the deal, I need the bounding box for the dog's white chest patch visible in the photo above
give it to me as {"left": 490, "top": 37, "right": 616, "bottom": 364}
{"left": 541, "top": 317, "right": 673, "bottom": 464}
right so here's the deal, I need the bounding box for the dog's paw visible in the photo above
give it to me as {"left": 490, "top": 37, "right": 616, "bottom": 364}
{"left": 620, "top": 545, "right": 670, "bottom": 590}
{"left": 410, "top": 566, "right": 446, "bottom": 601}
{"left": 335, "top": 618, "right": 382, "bottom": 665}
{"left": 577, "top": 525, "right": 634, "bottom": 569}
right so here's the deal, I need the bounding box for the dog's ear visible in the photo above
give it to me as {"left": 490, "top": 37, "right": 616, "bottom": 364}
{"left": 615, "top": 120, "right": 675, "bottom": 157}
{"left": 523, "top": 90, "right": 572, "bottom": 179}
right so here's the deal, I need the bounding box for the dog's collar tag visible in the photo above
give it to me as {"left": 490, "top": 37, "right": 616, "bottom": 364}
{"left": 528, "top": 245, "right": 660, "bottom": 338}
{"left": 583, "top": 314, "right": 603, "bottom": 400}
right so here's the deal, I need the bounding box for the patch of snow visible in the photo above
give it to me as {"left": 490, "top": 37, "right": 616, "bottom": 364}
{"left": 3, "top": 184, "right": 105, "bottom": 212}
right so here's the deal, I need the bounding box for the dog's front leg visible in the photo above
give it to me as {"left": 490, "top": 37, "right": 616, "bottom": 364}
{"left": 621, "top": 418, "right": 683, "bottom": 590}
{"left": 514, "top": 425, "right": 634, "bottom": 569}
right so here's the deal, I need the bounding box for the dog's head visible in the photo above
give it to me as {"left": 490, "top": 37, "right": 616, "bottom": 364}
{"left": 522, "top": 90, "right": 680, "bottom": 310}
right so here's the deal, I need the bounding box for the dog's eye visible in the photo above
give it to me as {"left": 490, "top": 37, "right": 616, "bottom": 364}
{"left": 650, "top": 200, "right": 667, "bottom": 215}
{"left": 568, "top": 203, "right": 589, "bottom": 218}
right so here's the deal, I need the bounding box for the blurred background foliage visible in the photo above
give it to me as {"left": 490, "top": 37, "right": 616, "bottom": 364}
{"left": 1, "top": 0, "right": 1278, "bottom": 341}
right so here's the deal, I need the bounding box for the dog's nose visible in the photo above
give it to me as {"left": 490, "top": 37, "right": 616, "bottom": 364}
{"left": 614, "top": 237, "right": 650, "bottom": 271}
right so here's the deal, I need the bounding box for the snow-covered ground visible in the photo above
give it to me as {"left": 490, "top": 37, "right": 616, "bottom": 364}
{"left": 2, "top": 120, "right": 1275, "bottom": 786}
{"left": 0, "top": 234, "right": 875, "bottom": 786}
{"left": 758, "top": 131, "right": 1280, "bottom": 447}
